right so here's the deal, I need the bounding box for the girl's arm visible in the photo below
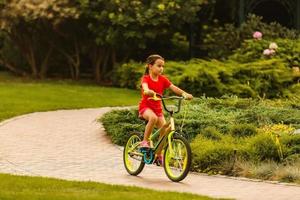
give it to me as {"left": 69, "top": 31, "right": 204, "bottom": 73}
{"left": 142, "top": 83, "right": 155, "bottom": 96}
{"left": 169, "top": 84, "right": 193, "bottom": 100}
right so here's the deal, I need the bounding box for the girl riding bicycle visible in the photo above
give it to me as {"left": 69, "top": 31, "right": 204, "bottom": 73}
{"left": 139, "top": 54, "right": 193, "bottom": 163}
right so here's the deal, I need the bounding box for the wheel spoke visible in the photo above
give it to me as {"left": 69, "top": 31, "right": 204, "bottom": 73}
{"left": 164, "top": 136, "right": 191, "bottom": 182}
{"left": 123, "top": 134, "right": 145, "bottom": 175}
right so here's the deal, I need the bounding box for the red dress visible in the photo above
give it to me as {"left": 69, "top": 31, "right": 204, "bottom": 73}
{"left": 138, "top": 75, "right": 171, "bottom": 117}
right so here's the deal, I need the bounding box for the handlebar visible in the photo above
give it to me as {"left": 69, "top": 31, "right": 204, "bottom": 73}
{"left": 155, "top": 93, "right": 184, "bottom": 115}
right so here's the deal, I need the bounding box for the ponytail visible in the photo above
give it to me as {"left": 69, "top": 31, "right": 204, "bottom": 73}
{"left": 144, "top": 65, "right": 149, "bottom": 75}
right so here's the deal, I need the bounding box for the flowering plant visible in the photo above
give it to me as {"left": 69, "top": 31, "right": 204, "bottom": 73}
{"left": 269, "top": 42, "right": 278, "bottom": 50}
{"left": 253, "top": 31, "right": 262, "bottom": 40}
{"left": 263, "top": 49, "right": 275, "bottom": 56}
{"left": 263, "top": 42, "right": 278, "bottom": 57}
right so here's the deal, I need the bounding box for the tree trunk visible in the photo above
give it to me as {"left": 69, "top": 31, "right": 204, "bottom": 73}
{"left": 0, "top": 56, "right": 27, "bottom": 76}
{"left": 101, "top": 49, "right": 110, "bottom": 80}
{"left": 58, "top": 40, "right": 81, "bottom": 80}
{"left": 27, "top": 45, "right": 38, "bottom": 78}
{"left": 111, "top": 48, "right": 116, "bottom": 68}
{"left": 39, "top": 46, "right": 53, "bottom": 79}
{"left": 73, "top": 41, "right": 80, "bottom": 80}
{"left": 94, "top": 56, "right": 102, "bottom": 83}
{"left": 91, "top": 46, "right": 104, "bottom": 83}
{"left": 9, "top": 30, "right": 38, "bottom": 78}
{"left": 69, "top": 61, "right": 75, "bottom": 79}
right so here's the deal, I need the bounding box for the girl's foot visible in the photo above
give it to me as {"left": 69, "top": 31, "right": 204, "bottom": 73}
{"left": 140, "top": 140, "right": 150, "bottom": 148}
{"left": 154, "top": 154, "right": 163, "bottom": 166}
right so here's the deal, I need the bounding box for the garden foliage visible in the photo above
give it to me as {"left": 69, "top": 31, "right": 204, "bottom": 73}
{"left": 202, "top": 14, "right": 299, "bottom": 60}
{"left": 101, "top": 97, "right": 300, "bottom": 179}
{"left": 113, "top": 58, "right": 298, "bottom": 99}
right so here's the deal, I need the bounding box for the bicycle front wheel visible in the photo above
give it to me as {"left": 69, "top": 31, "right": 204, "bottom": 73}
{"left": 123, "top": 133, "right": 145, "bottom": 176}
{"left": 163, "top": 135, "right": 191, "bottom": 182}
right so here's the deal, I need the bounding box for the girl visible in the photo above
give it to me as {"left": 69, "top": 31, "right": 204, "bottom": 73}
{"left": 139, "top": 54, "right": 193, "bottom": 164}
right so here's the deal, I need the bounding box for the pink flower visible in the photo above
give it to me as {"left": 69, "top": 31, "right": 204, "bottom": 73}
{"left": 269, "top": 49, "right": 276, "bottom": 55}
{"left": 263, "top": 49, "right": 275, "bottom": 56}
{"left": 263, "top": 49, "right": 271, "bottom": 56}
{"left": 253, "top": 31, "right": 262, "bottom": 40}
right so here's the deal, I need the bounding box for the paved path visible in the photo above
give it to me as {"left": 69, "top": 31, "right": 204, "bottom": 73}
{"left": 0, "top": 108, "right": 299, "bottom": 200}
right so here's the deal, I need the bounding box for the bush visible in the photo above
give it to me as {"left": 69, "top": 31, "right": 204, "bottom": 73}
{"left": 202, "top": 14, "right": 299, "bottom": 59}
{"left": 236, "top": 104, "right": 300, "bottom": 128}
{"left": 101, "top": 97, "right": 300, "bottom": 147}
{"left": 191, "top": 135, "right": 237, "bottom": 173}
{"left": 101, "top": 109, "right": 144, "bottom": 145}
{"left": 232, "top": 59, "right": 294, "bottom": 98}
{"left": 230, "top": 38, "right": 300, "bottom": 68}
{"left": 112, "top": 62, "right": 144, "bottom": 89}
{"left": 101, "top": 97, "right": 300, "bottom": 181}
{"left": 200, "top": 126, "right": 222, "bottom": 140}
{"left": 230, "top": 124, "right": 257, "bottom": 137}
{"left": 281, "top": 134, "right": 300, "bottom": 156}
{"left": 246, "top": 133, "right": 280, "bottom": 161}
{"left": 112, "top": 58, "right": 298, "bottom": 99}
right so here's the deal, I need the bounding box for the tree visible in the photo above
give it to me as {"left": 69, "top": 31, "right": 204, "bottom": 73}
{"left": 0, "top": 0, "right": 80, "bottom": 78}
{"left": 79, "top": 0, "right": 207, "bottom": 82}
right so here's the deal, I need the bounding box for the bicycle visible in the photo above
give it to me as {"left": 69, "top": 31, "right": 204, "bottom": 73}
{"left": 123, "top": 94, "right": 192, "bottom": 182}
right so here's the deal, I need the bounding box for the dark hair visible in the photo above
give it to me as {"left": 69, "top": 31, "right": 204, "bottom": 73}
{"left": 144, "top": 54, "right": 164, "bottom": 75}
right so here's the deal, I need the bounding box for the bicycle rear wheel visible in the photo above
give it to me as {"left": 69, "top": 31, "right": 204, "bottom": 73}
{"left": 163, "top": 135, "right": 191, "bottom": 182}
{"left": 123, "top": 133, "right": 145, "bottom": 176}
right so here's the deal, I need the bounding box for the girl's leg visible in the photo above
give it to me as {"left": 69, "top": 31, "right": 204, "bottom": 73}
{"left": 156, "top": 116, "right": 171, "bottom": 139}
{"left": 142, "top": 109, "right": 158, "bottom": 143}
{"left": 155, "top": 116, "right": 171, "bottom": 156}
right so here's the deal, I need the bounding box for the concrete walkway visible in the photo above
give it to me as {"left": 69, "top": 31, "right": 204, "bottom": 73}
{"left": 0, "top": 108, "right": 299, "bottom": 200}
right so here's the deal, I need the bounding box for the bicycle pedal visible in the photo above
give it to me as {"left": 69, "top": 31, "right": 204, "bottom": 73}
{"left": 139, "top": 147, "right": 149, "bottom": 152}
{"left": 139, "top": 147, "right": 153, "bottom": 153}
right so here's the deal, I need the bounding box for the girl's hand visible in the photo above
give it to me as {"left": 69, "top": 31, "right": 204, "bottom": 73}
{"left": 144, "top": 89, "right": 155, "bottom": 96}
{"left": 182, "top": 92, "right": 193, "bottom": 100}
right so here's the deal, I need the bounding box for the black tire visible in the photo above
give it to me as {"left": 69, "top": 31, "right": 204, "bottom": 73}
{"left": 123, "top": 133, "right": 145, "bottom": 176}
{"left": 163, "top": 135, "right": 192, "bottom": 182}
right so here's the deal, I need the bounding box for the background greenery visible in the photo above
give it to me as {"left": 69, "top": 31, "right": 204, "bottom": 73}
{"left": 1, "top": 1, "right": 299, "bottom": 87}
{"left": 113, "top": 58, "right": 300, "bottom": 99}
{"left": 101, "top": 97, "right": 300, "bottom": 183}
{"left": 0, "top": 0, "right": 207, "bottom": 81}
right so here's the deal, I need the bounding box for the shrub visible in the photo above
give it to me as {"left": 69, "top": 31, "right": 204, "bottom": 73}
{"left": 230, "top": 38, "right": 300, "bottom": 68}
{"left": 200, "top": 126, "right": 222, "bottom": 140}
{"left": 101, "top": 109, "right": 144, "bottom": 145}
{"left": 229, "top": 39, "right": 270, "bottom": 63}
{"left": 112, "top": 58, "right": 298, "bottom": 99}
{"left": 230, "top": 124, "right": 257, "bottom": 137}
{"left": 101, "top": 97, "right": 300, "bottom": 181}
{"left": 246, "top": 133, "right": 280, "bottom": 161}
{"left": 112, "top": 62, "right": 143, "bottom": 89}
{"left": 202, "top": 14, "right": 299, "bottom": 59}
{"left": 236, "top": 105, "right": 300, "bottom": 127}
{"left": 281, "top": 134, "right": 300, "bottom": 156}
{"left": 191, "top": 135, "right": 237, "bottom": 173}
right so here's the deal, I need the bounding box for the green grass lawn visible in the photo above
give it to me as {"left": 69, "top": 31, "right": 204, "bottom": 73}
{"left": 0, "top": 72, "right": 140, "bottom": 122}
{"left": 0, "top": 173, "right": 227, "bottom": 200}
